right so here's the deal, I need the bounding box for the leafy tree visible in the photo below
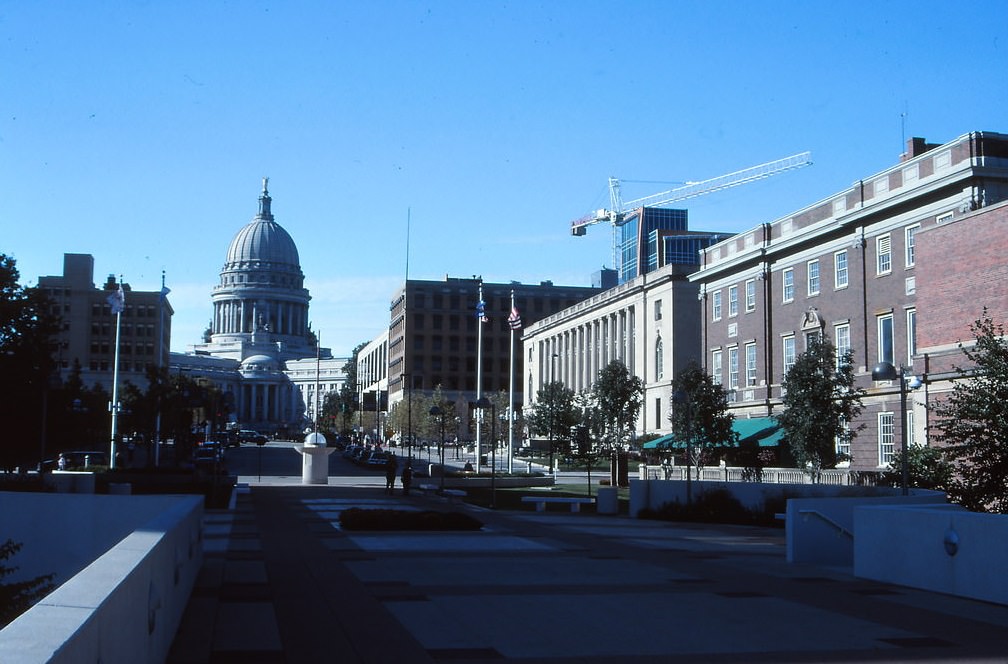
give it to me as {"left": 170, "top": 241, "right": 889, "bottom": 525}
{"left": 525, "top": 381, "right": 579, "bottom": 469}
{"left": 777, "top": 336, "right": 865, "bottom": 482}
{"left": 591, "top": 360, "right": 644, "bottom": 453}
{"left": 932, "top": 310, "right": 1008, "bottom": 512}
{"left": 0, "top": 539, "right": 55, "bottom": 628}
{"left": 0, "top": 254, "right": 60, "bottom": 471}
{"left": 669, "top": 363, "right": 737, "bottom": 478}
{"left": 883, "top": 445, "right": 953, "bottom": 493}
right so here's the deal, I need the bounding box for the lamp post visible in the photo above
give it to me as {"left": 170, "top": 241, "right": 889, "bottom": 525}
{"left": 430, "top": 405, "right": 446, "bottom": 493}
{"left": 871, "top": 361, "right": 921, "bottom": 496}
{"left": 475, "top": 397, "right": 496, "bottom": 509}
{"left": 549, "top": 352, "right": 559, "bottom": 478}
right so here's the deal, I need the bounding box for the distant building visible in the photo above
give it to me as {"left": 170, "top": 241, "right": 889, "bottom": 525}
{"left": 171, "top": 180, "right": 347, "bottom": 434}
{"left": 618, "top": 207, "right": 724, "bottom": 283}
{"left": 688, "top": 131, "right": 1008, "bottom": 471}
{"left": 38, "top": 253, "right": 172, "bottom": 392}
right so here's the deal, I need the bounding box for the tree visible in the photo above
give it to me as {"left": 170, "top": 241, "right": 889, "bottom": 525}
{"left": 777, "top": 336, "right": 865, "bottom": 482}
{"left": 591, "top": 360, "right": 644, "bottom": 453}
{"left": 0, "top": 539, "right": 54, "bottom": 628}
{"left": 883, "top": 445, "right": 953, "bottom": 493}
{"left": 669, "top": 363, "right": 737, "bottom": 478}
{"left": 0, "top": 254, "right": 60, "bottom": 471}
{"left": 524, "top": 381, "right": 578, "bottom": 469}
{"left": 932, "top": 310, "right": 1008, "bottom": 512}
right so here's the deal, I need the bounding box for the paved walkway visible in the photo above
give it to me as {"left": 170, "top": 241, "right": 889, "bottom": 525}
{"left": 168, "top": 481, "right": 1008, "bottom": 663}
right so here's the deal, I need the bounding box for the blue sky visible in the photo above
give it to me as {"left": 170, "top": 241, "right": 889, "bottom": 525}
{"left": 3, "top": 1, "right": 1006, "bottom": 355}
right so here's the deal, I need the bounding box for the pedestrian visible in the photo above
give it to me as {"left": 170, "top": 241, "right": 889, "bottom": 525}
{"left": 57, "top": 453, "right": 66, "bottom": 471}
{"left": 401, "top": 462, "right": 413, "bottom": 496}
{"left": 385, "top": 453, "right": 398, "bottom": 495}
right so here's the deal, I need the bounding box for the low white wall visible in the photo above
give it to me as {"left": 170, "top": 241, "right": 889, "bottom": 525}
{"left": 0, "top": 493, "right": 203, "bottom": 663}
{"left": 628, "top": 478, "right": 900, "bottom": 518}
{"left": 854, "top": 504, "right": 1008, "bottom": 605}
{"left": 785, "top": 493, "right": 946, "bottom": 565}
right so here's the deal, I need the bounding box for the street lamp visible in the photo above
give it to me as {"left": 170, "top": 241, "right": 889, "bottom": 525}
{"left": 871, "top": 361, "right": 922, "bottom": 496}
{"left": 429, "top": 405, "right": 446, "bottom": 493}
{"left": 475, "top": 397, "right": 496, "bottom": 509}
{"left": 549, "top": 352, "right": 559, "bottom": 478}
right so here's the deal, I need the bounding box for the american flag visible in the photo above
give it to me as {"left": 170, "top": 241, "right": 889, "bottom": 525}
{"left": 507, "top": 305, "right": 522, "bottom": 330}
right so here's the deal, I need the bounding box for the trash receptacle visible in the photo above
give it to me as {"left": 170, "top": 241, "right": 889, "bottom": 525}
{"left": 597, "top": 486, "right": 618, "bottom": 515}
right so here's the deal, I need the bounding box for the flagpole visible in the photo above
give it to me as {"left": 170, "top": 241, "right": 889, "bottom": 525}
{"left": 507, "top": 289, "right": 516, "bottom": 474}
{"left": 475, "top": 279, "right": 483, "bottom": 474}
{"left": 109, "top": 279, "right": 124, "bottom": 470}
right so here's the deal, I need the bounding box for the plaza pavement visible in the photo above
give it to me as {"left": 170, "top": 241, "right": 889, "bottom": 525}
{"left": 167, "top": 475, "right": 1008, "bottom": 663}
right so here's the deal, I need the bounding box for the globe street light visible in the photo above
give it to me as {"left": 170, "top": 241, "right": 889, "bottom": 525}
{"left": 871, "top": 361, "right": 922, "bottom": 496}
{"left": 429, "top": 405, "right": 446, "bottom": 494}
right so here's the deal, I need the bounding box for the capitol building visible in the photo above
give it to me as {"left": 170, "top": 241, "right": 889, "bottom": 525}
{"left": 170, "top": 180, "right": 347, "bottom": 435}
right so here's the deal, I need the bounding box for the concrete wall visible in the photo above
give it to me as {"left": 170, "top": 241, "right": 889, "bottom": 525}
{"left": 628, "top": 478, "right": 903, "bottom": 518}
{"left": 854, "top": 504, "right": 1008, "bottom": 606}
{"left": 785, "top": 493, "right": 947, "bottom": 565}
{"left": 0, "top": 493, "right": 203, "bottom": 663}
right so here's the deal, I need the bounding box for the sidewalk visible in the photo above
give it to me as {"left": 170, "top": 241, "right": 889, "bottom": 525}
{"left": 168, "top": 481, "right": 1008, "bottom": 663}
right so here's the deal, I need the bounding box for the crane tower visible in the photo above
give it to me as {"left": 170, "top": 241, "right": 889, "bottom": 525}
{"left": 571, "top": 152, "right": 812, "bottom": 274}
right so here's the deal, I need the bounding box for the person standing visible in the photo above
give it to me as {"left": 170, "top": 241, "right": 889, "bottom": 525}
{"left": 385, "top": 454, "right": 398, "bottom": 495}
{"left": 401, "top": 462, "right": 413, "bottom": 496}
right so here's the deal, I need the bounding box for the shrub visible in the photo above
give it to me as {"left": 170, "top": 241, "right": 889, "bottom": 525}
{"left": 338, "top": 508, "right": 483, "bottom": 531}
{"left": 0, "top": 540, "right": 55, "bottom": 628}
{"left": 640, "top": 488, "right": 755, "bottom": 525}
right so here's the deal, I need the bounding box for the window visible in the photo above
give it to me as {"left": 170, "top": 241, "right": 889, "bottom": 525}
{"left": 712, "top": 350, "right": 723, "bottom": 385}
{"left": 834, "top": 250, "right": 848, "bottom": 289}
{"left": 728, "top": 347, "right": 739, "bottom": 390}
{"left": 907, "top": 410, "right": 916, "bottom": 448}
{"left": 905, "top": 224, "right": 918, "bottom": 267}
{"left": 712, "top": 291, "right": 722, "bottom": 321}
{"left": 835, "top": 323, "right": 851, "bottom": 367}
{"left": 877, "top": 313, "right": 894, "bottom": 364}
{"left": 878, "top": 412, "right": 895, "bottom": 466}
{"left": 745, "top": 279, "right": 756, "bottom": 312}
{"left": 745, "top": 343, "right": 757, "bottom": 386}
{"left": 728, "top": 285, "right": 738, "bottom": 317}
{"left": 907, "top": 308, "right": 917, "bottom": 364}
{"left": 836, "top": 419, "right": 850, "bottom": 460}
{"left": 877, "top": 235, "right": 892, "bottom": 275}
{"left": 782, "top": 335, "right": 796, "bottom": 380}
{"left": 936, "top": 211, "right": 953, "bottom": 225}
{"left": 654, "top": 299, "right": 662, "bottom": 321}
{"left": 782, "top": 268, "right": 794, "bottom": 303}
{"left": 655, "top": 337, "right": 664, "bottom": 381}
{"left": 807, "top": 260, "right": 820, "bottom": 295}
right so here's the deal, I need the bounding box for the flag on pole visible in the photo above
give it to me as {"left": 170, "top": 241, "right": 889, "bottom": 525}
{"left": 107, "top": 283, "right": 125, "bottom": 315}
{"left": 160, "top": 285, "right": 171, "bottom": 301}
{"left": 476, "top": 299, "right": 489, "bottom": 323}
{"left": 507, "top": 305, "right": 522, "bottom": 330}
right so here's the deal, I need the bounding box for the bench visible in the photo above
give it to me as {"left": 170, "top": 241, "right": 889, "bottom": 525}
{"left": 521, "top": 496, "right": 595, "bottom": 513}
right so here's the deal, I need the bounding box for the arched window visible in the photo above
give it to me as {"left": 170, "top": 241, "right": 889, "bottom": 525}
{"left": 655, "top": 337, "right": 664, "bottom": 381}
{"left": 528, "top": 375, "right": 534, "bottom": 403}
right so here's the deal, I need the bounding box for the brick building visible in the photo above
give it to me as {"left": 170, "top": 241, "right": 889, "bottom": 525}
{"left": 688, "top": 131, "right": 1008, "bottom": 472}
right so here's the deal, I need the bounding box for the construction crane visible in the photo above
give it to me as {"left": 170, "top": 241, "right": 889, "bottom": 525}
{"left": 570, "top": 152, "right": 813, "bottom": 271}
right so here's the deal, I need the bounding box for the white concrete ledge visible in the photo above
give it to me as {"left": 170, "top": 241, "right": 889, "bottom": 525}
{"left": 0, "top": 493, "right": 204, "bottom": 663}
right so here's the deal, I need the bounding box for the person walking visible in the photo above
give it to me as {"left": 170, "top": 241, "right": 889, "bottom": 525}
{"left": 401, "top": 462, "right": 413, "bottom": 496}
{"left": 385, "top": 454, "right": 398, "bottom": 495}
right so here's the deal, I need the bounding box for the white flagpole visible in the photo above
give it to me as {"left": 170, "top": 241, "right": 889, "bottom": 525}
{"left": 475, "top": 279, "right": 483, "bottom": 474}
{"left": 507, "top": 289, "right": 515, "bottom": 474}
{"left": 109, "top": 280, "right": 124, "bottom": 470}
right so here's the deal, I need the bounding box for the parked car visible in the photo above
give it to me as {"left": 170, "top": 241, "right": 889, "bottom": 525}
{"left": 237, "top": 430, "right": 268, "bottom": 445}
{"left": 362, "top": 451, "right": 391, "bottom": 469}
{"left": 195, "top": 441, "right": 224, "bottom": 465}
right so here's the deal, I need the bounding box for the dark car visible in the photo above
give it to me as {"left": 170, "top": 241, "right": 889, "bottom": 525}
{"left": 237, "top": 430, "right": 268, "bottom": 445}
{"left": 195, "top": 441, "right": 224, "bottom": 465}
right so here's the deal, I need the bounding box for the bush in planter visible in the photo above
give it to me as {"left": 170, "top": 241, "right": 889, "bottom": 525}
{"left": 639, "top": 488, "right": 754, "bottom": 525}
{"left": 339, "top": 508, "right": 483, "bottom": 531}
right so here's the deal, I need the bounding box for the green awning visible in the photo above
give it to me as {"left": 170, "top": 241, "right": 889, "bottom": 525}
{"left": 643, "top": 417, "right": 783, "bottom": 450}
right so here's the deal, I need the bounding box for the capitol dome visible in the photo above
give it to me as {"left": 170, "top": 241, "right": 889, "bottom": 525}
{"left": 223, "top": 178, "right": 301, "bottom": 272}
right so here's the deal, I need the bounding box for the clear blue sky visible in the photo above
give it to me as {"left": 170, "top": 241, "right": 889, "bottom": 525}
{"left": 3, "top": 1, "right": 1006, "bottom": 355}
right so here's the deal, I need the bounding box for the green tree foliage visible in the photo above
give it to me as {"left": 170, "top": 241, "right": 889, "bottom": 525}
{"left": 669, "top": 363, "right": 737, "bottom": 475}
{"left": 0, "top": 254, "right": 60, "bottom": 470}
{"left": 777, "top": 336, "right": 865, "bottom": 481}
{"left": 0, "top": 539, "right": 55, "bottom": 628}
{"left": 525, "top": 381, "right": 579, "bottom": 458}
{"left": 591, "top": 360, "right": 644, "bottom": 452}
{"left": 932, "top": 310, "right": 1008, "bottom": 512}
{"left": 883, "top": 444, "right": 953, "bottom": 493}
